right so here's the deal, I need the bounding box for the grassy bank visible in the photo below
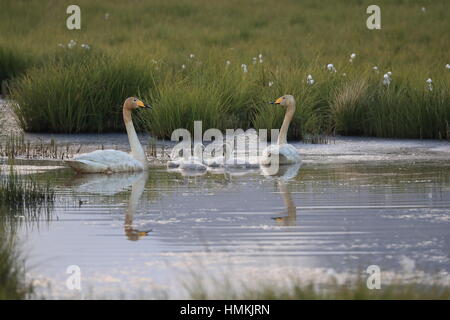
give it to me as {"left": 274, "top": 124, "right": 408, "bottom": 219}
{"left": 187, "top": 279, "right": 450, "bottom": 300}
{"left": 2, "top": 0, "right": 450, "bottom": 139}
{"left": 184, "top": 272, "right": 450, "bottom": 300}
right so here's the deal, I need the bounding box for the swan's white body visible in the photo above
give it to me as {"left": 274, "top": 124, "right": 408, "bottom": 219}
{"left": 66, "top": 97, "right": 150, "bottom": 174}
{"left": 66, "top": 150, "right": 145, "bottom": 173}
{"left": 260, "top": 95, "right": 301, "bottom": 167}
{"left": 177, "top": 157, "right": 208, "bottom": 171}
{"left": 203, "top": 154, "right": 259, "bottom": 169}
{"left": 260, "top": 144, "right": 301, "bottom": 166}
{"left": 167, "top": 144, "right": 207, "bottom": 172}
{"left": 261, "top": 162, "right": 301, "bottom": 180}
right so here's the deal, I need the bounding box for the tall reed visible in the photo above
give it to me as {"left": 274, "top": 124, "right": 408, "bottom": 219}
{"left": 0, "top": 161, "right": 55, "bottom": 215}
{"left": 10, "top": 53, "right": 155, "bottom": 133}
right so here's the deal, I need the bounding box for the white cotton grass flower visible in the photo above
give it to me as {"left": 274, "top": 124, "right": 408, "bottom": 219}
{"left": 81, "top": 44, "right": 90, "bottom": 50}
{"left": 57, "top": 43, "right": 65, "bottom": 48}
{"left": 268, "top": 81, "right": 274, "bottom": 87}
{"left": 67, "top": 39, "right": 77, "bottom": 49}
{"left": 421, "top": 7, "right": 426, "bottom": 12}
{"left": 373, "top": 66, "right": 379, "bottom": 73}
{"left": 349, "top": 53, "right": 356, "bottom": 63}
{"left": 189, "top": 53, "right": 195, "bottom": 59}
{"left": 446, "top": 64, "right": 450, "bottom": 70}
{"left": 258, "top": 53, "right": 263, "bottom": 63}
{"left": 306, "top": 74, "right": 315, "bottom": 85}
{"left": 383, "top": 72, "right": 392, "bottom": 86}
{"left": 327, "top": 64, "right": 337, "bottom": 73}
{"left": 226, "top": 60, "right": 231, "bottom": 66}
{"left": 241, "top": 64, "right": 248, "bottom": 73}
{"left": 181, "top": 64, "right": 186, "bottom": 70}
{"left": 426, "top": 78, "right": 433, "bottom": 91}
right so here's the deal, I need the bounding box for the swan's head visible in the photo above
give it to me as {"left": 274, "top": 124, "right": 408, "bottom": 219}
{"left": 124, "top": 97, "right": 151, "bottom": 110}
{"left": 270, "top": 95, "right": 295, "bottom": 107}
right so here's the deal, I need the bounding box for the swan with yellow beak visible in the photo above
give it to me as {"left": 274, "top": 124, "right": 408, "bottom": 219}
{"left": 66, "top": 97, "right": 152, "bottom": 173}
{"left": 260, "top": 95, "right": 301, "bottom": 166}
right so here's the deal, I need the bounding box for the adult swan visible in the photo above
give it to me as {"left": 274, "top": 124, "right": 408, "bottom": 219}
{"left": 66, "top": 97, "right": 151, "bottom": 173}
{"left": 260, "top": 95, "right": 301, "bottom": 166}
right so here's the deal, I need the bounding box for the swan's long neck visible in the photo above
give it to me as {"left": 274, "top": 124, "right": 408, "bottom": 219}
{"left": 278, "top": 101, "right": 296, "bottom": 145}
{"left": 123, "top": 107, "right": 147, "bottom": 167}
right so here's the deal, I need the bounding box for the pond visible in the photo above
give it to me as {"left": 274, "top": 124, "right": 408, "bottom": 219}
{"left": 2, "top": 136, "right": 450, "bottom": 298}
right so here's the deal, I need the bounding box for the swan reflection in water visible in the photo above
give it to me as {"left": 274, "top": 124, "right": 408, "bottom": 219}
{"left": 68, "top": 171, "right": 151, "bottom": 241}
{"left": 261, "top": 163, "right": 301, "bottom": 226}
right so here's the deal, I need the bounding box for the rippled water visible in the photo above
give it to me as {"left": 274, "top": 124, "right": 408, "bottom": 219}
{"left": 2, "top": 136, "right": 450, "bottom": 298}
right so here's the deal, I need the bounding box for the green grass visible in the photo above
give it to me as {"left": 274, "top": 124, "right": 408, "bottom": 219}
{"left": 184, "top": 274, "right": 450, "bottom": 300}
{"left": 10, "top": 53, "right": 156, "bottom": 133}
{"left": 0, "top": 215, "right": 33, "bottom": 300}
{"left": 0, "top": 46, "right": 34, "bottom": 91}
{"left": 0, "top": 161, "right": 55, "bottom": 215}
{"left": 1, "top": 0, "right": 449, "bottom": 138}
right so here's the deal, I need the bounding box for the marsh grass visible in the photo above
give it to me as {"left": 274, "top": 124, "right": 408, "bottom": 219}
{"left": 0, "top": 233, "right": 33, "bottom": 299}
{"left": 11, "top": 53, "right": 155, "bottom": 133}
{"left": 0, "top": 211, "right": 34, "bottom": 300}
{"left": 0, "top": 161, "right": 55, "bottom": 217}
{"left": 0, "top": 134, "right": 72, "bottom": 159}
{"left": 2, "top": 0, "right": 450, "bottom": 139}
{"left": 0, "top": 47, "right": 34, "bottom": 93}
{"left": 185, "top": 274, "right": 450, "bottom": 300}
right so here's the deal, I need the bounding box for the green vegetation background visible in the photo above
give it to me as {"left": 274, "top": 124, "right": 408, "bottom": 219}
{"left": 0, "top": 0, "right": 449, "bottom": 139}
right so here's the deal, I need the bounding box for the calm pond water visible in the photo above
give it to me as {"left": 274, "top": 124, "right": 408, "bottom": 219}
{"left": 2, "top": 136, "right": 450, "bottom": 298}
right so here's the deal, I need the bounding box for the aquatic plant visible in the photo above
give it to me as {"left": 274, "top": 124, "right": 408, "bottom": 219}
{"left": 0, "top": 161, "right": 55, "bottom": 215}
{"left": 0, "top": 224, "right": 33, "bottom": 299}
{"left": 0, "top": 134, "right": 71, "bottom": 159}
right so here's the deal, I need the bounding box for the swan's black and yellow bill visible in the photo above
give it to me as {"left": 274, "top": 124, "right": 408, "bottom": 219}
{"left": 137, "top": 99, "right": 152, "bottom": 109}
{"left": 269, "top": 97, "right": 283, "bottom": 105}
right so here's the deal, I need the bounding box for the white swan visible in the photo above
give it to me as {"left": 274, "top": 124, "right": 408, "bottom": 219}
{"left": 167, "top": 143, "right": 207, "bottom": 172}
{"left": 168, "top": 141, "right": 259, "bottom": 171}
{"left": 204, "top": 141, "right": 259, "bottom": 169}
{"left": 260, "top": 95, "right": 301, "bottom": 166}
{"left": 65, "top": 97, "right": 151, "bottom": 173}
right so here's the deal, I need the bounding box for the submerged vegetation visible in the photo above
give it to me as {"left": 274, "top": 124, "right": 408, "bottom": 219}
{"left": 1, "top": 0, "right": 450, "bottom": 139}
